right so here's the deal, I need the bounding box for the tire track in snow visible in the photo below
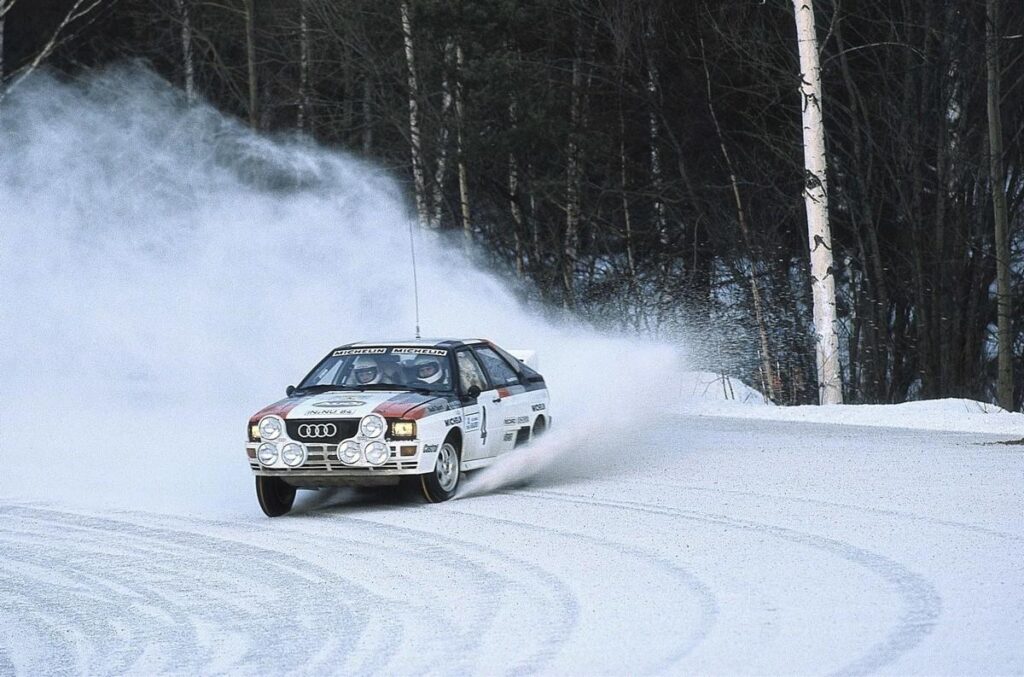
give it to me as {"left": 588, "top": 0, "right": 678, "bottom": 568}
{"left": 522, "top": 489, "right": 942, "bottom": 677}
{"left": 441, "top": 501, "right": 719, "bottom": 675}
{"left": 607, "top": 478, "right": 1024, "bottom": 544}
{"left": 0, "top": 504, "right": 397, "bottom": 675}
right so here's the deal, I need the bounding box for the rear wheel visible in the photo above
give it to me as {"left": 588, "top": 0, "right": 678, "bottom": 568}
{"left": 256, "top": 476, "right": 296, "bottom": 517}
{"left": 420, "top": 440, "right": 461, "bottom": 503}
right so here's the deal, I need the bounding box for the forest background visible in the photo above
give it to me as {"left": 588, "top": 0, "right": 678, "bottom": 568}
{"left": 2, "top": 0, "right": 1022, "bottom": 408}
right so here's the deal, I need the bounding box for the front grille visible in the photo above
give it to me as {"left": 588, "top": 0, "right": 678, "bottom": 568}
{"left": 286, "top": 418, "right": 359, "bottom": 444}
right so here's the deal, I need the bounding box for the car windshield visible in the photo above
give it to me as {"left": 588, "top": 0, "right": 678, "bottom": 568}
{"left": 296, "top": 346, "right": 453, "bottom": 393}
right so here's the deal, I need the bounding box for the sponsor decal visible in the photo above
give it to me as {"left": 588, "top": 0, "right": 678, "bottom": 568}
{"left": 313, "top": 399, "right": 366, "bottom": 408}
{"left": 503, "top": 431, "right": 515, "bottom": 442}
{"left": 444, "top": 416, "right": 463, "bottom": 426}
{"left": 503, "top": 417, "right": 517, "bottom": 425}
{"left": 311, "top": 409, "right": 354, "bottom": 416}
{"left": 333, "top": 348, "right": 387, "bottom": 356}
{"left": 531, "top": 403, "right": 546, "bottom": 412}
{"left": 391, "top": 347, "right": 448, "bottom": 356}
{"left": 517, "top": 416, "right": 530, "bottom": 424}
{"left": 423, "top": 444, "right": 438, "bottom": 453}
{"left": 466, "top": 413, "right": 481, "bottom": 432}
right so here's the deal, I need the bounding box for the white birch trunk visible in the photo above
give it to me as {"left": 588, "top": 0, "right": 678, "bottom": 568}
{"left": 564, "top": 51, "right": 582, "bottom": 308}
{"left": 297, "top": 0, "right": 310, "bottom": 132}
{"left": 400, "top": 1, "right": 429, "bottom": 229}
{"left": 508, "top": 97, "right": 525, "bottom": 274}
{"left": 455, "top": 43, "right": 471, "bottom": 240}
{"left": 647, "top": 59, "right": 666, "bottom": 239}
{"left": 430, "top": 39, "right": 454, "bottom": 230}
{"left": 793, "top": 0, "right": 843, "bottom": 404}
{"left": 987, "top": 0, "right": 1014, "bottom": 410}
{"left": 361, "top": 78, "right": 373, "bottom": 154}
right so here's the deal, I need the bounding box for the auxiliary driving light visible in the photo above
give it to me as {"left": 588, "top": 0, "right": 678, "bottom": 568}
{"left": 258, "top": 415, "right": 284, "bottom": 441}
{"left": 338, "top": 440, "right": 361, "bottom": 465}
{"left": 359, "top": 414, "right": 385, "bottom": 439}
{"left": 281, "top": 442, "right": 306, "bottom": 467}
{"left": 364, "top": 441, "right": 389, "bottom": 466}
{"left": 257, "top": 443, "right": 279, "bottom": 466}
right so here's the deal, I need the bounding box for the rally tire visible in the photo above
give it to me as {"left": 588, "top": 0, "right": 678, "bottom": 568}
{"left": 256, "top": 476, "right": 297, "bottom": 517}
{"left": 420, "top": 440, "right": 461, "bottom": 503}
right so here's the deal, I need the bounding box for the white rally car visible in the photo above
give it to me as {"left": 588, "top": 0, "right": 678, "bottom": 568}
{"left": 246, "top": 338, "right": 551, "bottom": 516}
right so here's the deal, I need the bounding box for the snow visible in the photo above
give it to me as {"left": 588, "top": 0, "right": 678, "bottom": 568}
{"left": 2, "top": 70, "right": 1023, "bottom": 675}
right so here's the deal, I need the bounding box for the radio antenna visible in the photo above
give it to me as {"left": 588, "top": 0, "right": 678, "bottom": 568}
{"left": 408, "top": 218, "right": 422, "bottom": 339}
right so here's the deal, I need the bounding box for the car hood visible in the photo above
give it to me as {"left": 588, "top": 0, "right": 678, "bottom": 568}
{"left": 252, "top": 391, "right": 454, "bottom": 423}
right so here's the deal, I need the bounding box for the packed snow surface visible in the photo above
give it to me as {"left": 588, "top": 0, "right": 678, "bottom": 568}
{"left": 2, "top": 69, "right": 1023, "bottom": 674}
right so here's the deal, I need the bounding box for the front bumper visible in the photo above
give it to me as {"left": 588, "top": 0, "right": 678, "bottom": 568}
{"left": 246, "top": 439, "right": 434, "bottom": 478}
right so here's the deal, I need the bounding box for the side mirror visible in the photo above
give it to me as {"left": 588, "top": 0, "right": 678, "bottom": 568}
{"left": 465, "top": 385, "right": 481, "bottom": 400}
{"left": 286, "top": 385, "right": 295, "bottom": 397}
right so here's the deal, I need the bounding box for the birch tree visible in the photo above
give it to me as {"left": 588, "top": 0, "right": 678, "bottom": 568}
{"left": 792, "top": 0, "right": 843, "bottom": 404}
{"left": 454, "top": 42, "right": 471, "bottom": 240}
{"left": 986, "top": 0, "right": 1014, "bottom": 410}
{"left": 170, "top": 0, "right": 195, "bottom": 104}
{"left": 297, "top": 0, "right": 310, "bottom": 132}
{"left": 400, "top": 0, "right": 428, "bottom": 229}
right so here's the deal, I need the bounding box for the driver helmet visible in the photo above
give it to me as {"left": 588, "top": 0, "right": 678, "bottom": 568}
{"left": 352, "top": 356, "right": 381, "bottom": 385}
{"left": 413, "top": 355, "right": 443, "bottom": 384}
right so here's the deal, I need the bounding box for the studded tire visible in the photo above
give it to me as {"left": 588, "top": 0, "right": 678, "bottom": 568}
{"left": 420, "top": 439, "right": 461, "bottom": 503}
{"left": 256, "top": 476, "right": 296, "bottom": 517}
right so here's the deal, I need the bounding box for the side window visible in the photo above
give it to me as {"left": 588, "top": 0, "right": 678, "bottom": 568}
{"left": 474, "top": 346, "right": 520, "bottom": 387}
{"left": 456, "top": 350, "right": 489, "bottom": 393}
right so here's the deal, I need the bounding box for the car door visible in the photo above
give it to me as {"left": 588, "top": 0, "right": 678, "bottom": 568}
{"left": 454, "top": 348, "right": 503, "bottom": 462}
{"left": 471, "top": 344, "right": 527, "bottom": 453}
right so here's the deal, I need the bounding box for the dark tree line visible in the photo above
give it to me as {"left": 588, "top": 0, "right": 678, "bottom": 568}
{"left": 4, "top": 0, "right": 1023, "bottom": 407}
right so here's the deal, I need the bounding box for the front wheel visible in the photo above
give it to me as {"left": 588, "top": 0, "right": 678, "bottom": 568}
{"left": 420, "top": 441, "right": 461, "bottom": 503}
{"left": 256, "top": 476, "right": 296, "bottom": 517}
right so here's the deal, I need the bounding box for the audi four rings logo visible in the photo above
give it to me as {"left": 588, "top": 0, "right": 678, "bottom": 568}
{"left": 298, "top": 423, "right": 337, "bottom": 438}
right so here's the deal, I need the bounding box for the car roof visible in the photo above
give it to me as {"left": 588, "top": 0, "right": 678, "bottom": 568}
{"left": 342, "top": 338, "right": 487, "bottom": 349}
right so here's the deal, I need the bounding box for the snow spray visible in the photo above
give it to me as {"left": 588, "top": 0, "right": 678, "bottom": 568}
{"left": 0, "top": 67, "right": 688, "bottom": 515}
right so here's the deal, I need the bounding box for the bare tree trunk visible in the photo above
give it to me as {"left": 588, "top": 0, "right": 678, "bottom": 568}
{"left": 454, "top": 43, "right": 471, "bottom": 240}
{"left": 430, "top": 39, "right": 454, "bottom": 229}
{"left": 702, "top": 42, "right": 777, "bottom": 402}
{"left": 986, "top": 0, "right": 1014, "bottom": 410}
{"left": 243, "top": 0, "right": 257, "bottom": 129}
{"left": 644, "top": 24, "right": 666, "bottom": 241}
{"left": 618, "top": 91, "right": 635, "bottom": 279}
{"left": 170, "top": 0, "right": 195, "bottom": 104}
{"left": 400, "top": 0, "right": 428, "bottom": 228}
{"left": 297, "top": 0, "right": 310, "bottom": 132}
{"left": 508, "top": 95, "right": 524, "bottom": 274}
{"left": 792, "top": 0, "right": 843, "bottom": 405}
{"left": 361, "top": 78, "right": 373, "bottom": 154}
{"left": 564, "top": 39, "right": 583, "bottom": 309}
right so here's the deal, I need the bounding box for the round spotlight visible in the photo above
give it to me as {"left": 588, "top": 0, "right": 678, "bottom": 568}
{"left": 257, "top": 443, "right": 279, "bottom": 466}
{"left": 359, "top": 414, "right": 386, "bottom": 439}
{"left": 258, "top": 415, "right": 284, "bottom": 441}
{"left": 281, "top": 442, "right": 306, "bottom": 467}
{"left": 337, "top": 440, "right": 361, "bottom": 465}
{"left": 364, "top": 441, "right": 390, "bottom": 466}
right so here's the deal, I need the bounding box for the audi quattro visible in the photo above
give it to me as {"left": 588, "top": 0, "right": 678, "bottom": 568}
{"left": 246, "top": 338, "right": 551, "bottom": 516}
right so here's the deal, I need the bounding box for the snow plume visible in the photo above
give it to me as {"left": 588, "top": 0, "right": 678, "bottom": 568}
{"left": 0, "top": 67, "right": 689, "bottom": 515}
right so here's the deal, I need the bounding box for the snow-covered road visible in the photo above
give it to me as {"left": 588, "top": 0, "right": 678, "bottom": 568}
{"left": 2, "top": 415, "right": 1022, "bottom": 675}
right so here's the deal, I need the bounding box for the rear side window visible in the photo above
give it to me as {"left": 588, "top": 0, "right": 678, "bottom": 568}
{"left": 456, "top": 350, "right": 489, "bottom": 393}
{"left": 474, "top": 346, "right": 520, "bottom": 387}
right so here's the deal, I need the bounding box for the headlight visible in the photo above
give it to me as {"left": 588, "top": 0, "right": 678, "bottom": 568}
{"left": 281, "top": 442, "right": 306, "bottom": 467}
{"left": 390, "top": 420, "right": 417, "bottom": 439}
{"left": 258, "top": 415, "right": 284, "bottom": 441}
{"left": 364, "top": 441, "right": 389, "bottom": 466}
{"left": 338, "top": 440, "right": 361, "bottom": 465}
{"left": 248, "top": 422, "right": 261, "bottom": 442}
{"left": 257, "top": 443, "right": 279, "bottom": 465}
{"left": 359, "top": 414, "right": 385, "bottom": 438}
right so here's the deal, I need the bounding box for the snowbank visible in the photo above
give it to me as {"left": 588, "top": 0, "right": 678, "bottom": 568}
{"left": 681, "top": 372, "right": 1024, "bottom": 436}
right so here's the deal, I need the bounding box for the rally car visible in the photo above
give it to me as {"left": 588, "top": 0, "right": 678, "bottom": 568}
{"left": 246, "top": 338, "right": 551, "bottom": 516}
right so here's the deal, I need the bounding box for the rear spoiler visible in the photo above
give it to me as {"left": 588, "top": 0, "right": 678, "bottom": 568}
{"left": 508, "top": 349, "right": 539, "bottom": 371}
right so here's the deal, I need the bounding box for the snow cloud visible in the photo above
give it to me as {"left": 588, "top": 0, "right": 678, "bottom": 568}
{"left": 0, "top": 67, "right": 689, "bottom": 515}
